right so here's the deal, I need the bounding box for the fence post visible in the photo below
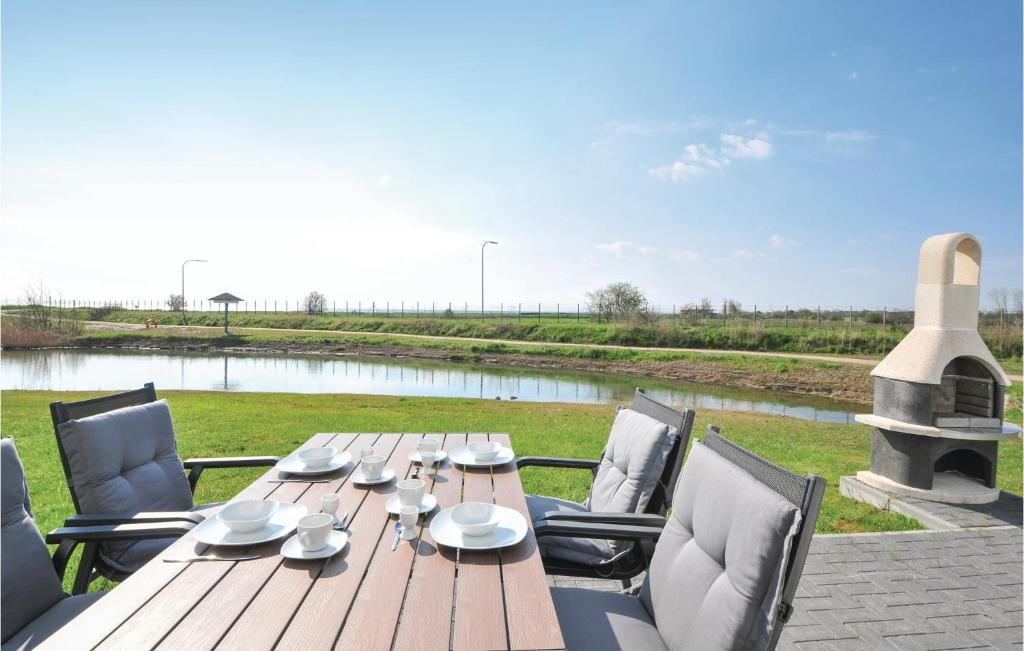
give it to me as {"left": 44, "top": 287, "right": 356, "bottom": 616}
{"left": 754, "top": 304, "right": 757, "bottom": 327}
{"left": 556, "top": 303, "right": 559, "bottom": 322}
{"left": 882, "top": 307, "right": 886, "bottom": 332}
{"left": 785, "top": 305, "right": 789, "bottom": 328}
{"left": 577, "top": 303, "right": 580, "bottom": 322}
{"left": 538, "top": 302, "right": 541, "bottom": 323}
{"left": 464, "top": 302, "right": 468, "bottom": 318}
{"left": 500, "top": 303, "right": 503, "bottom": 319}
{"left": 817, "top": 306, "right": 821, "bottom": 328}
{"left": 849, "top": 306, "right": 854, "bottom": 329}
{"left": 518, "top": 303, "right": 521, "bottom": 320}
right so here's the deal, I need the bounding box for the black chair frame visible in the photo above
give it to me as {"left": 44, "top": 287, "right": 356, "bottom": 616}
{"left": 49, "top": 383, "right": 279, "bottom": 587}
{"left": 534, "top": 426, "right": 826, "bottom": 651}
{"left": 518, "top": 388, "right": 696, "bottom": 582}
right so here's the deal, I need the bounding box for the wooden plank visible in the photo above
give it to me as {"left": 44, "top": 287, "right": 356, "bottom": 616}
{"left": 153, "top": 431, "right": 378, "bottom": 651}
{"left": 452, "top": 433, "right": 508, "bottom": 651}
{"left": 99, "top": 434, "right": 358, "bottom": 650}
{"left": 274, "top": 434, "right": 422, "bottom": 650}
{"left": 490, "top": 433, "right": 565, "bottom": 651}
{"left": 212, "top": 433, "right": 392, "bottom": 651}
{"left": 334, "top": 433, "right": 451, "bottom": 651}
{"left": 392, "top": 433, "right": 467, "bottom": 651}
{"left": 40, "top": 433, "right": 342, "bottom": 651}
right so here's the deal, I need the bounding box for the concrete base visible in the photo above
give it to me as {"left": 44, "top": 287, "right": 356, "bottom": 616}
{"left": 855, "top": 470, "right": 999, "bottom": 504}
{"left": 840, "top": 475, "right": 1023, "bottom": 530}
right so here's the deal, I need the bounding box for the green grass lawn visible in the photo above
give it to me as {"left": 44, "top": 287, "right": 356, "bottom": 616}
{"left": 3, "top": 390, "right": 1021, "bottom": 592}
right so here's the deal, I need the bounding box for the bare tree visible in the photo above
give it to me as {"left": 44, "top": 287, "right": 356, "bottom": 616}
{"left": 586, "top": 282, "right": 652, "bottom": 323}
{"left": 167, "top": 294, "right": 184, "bottom": 311}
{"left": 302, "top": 291, "right": 326, "bottom": 315}
{"left": 1013, "top": 289, "right": 1023, "bottom": 321}
{"left": 988, "top": 287, "right": 1009, "bottom": 313}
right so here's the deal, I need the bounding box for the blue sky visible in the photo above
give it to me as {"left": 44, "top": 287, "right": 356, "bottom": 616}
{"left": 3, "top": 1, "right": 1021, "bottom": 310}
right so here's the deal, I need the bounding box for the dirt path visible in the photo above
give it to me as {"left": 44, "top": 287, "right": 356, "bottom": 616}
{"left": 85, "top": 321, "right": 882, "bottom": 366}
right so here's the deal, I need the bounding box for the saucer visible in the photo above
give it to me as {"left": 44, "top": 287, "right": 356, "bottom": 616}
{"left": 193, "top": 502, "right": 307, "bottom": 547}
{"left": 351, "top": 467, "right": 396, "bottom": 485}
{"left": 449, "top": 446, "right": 515, "bottom": 468}
{"left": 384, "top": 493, "right": 437, "bottom": 515}
{"left": 275, "top": 451, "right": 352, "bottom": 476}
{"left": 280, "top": 530, "right": 349, "bottom": 560}
{"left": 409, "top": 450, "right": 447, "bottom": 464}
{"left": 429, "top": 505, "right": 527, "bottom": 551}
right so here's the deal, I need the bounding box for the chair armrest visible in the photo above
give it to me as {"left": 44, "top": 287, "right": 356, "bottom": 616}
{"left": 182, "top": 456, "right": 280, "bottom": 469}
{"left": 46, "top": 520, "right": 195, "bottom": 545}
{"left": 533, "top": 519, "right": 663, "bottom": 542}
{"left": 541, "top": 512, "right": 667, "bottom": 528}
{"left": 516, "top": 456, "right": 600, "bottom": 470}
{"left": 182, "top": 455, "right": 281, "bottom": 492}
{"left": 64, "top": 511, "right": 205, "bottom": 527}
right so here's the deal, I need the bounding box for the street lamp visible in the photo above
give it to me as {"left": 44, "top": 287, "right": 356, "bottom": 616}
{"left": 481, "top": 241, "right": 498, "bottom": 322}
{"left": 181, "top": 259, "right": 207, "bottom": 325}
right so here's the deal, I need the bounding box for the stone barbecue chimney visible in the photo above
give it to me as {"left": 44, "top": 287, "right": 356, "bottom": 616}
{"left": 854, "top": 232, "right": 1019, "bottom": 504}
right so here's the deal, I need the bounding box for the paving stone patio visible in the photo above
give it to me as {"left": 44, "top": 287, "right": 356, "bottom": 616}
{"left": 548, "top": 525, "right": 1023, "bottom": 650}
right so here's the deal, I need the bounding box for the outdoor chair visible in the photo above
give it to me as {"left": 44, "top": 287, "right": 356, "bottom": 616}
{"left": 1, "top": 438, "right": 194, "bottom": 650}
{"left": 49, "top": 383, "right": 279, "bottom": 591}
{"left": 534, "top": 427, "right": 826, "bottom": 651}
{"left": 518, "top": 389, "right": 695, "bottom": 584}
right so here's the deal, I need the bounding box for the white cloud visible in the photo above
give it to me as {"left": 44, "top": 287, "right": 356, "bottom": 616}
{"left": 769, "top": 235, "right": 799, "bottom": 248}
{"left": 595, "top": 240, "right": 656, "bottom": 257}
{"left": 649, "top": 133, "right": 772, "bottom": 182}
{"left": 847, "top": 70, "right": 859, "bottom": 80}
{"left": 671, "top": 248, "right": 705, "bottom": 262}
{"left": 824, "top": 130, "right": 876, "bottom": 142}
{"left": 376, "top": 173, "right": 392, "bottom": 188}
{"left": 720, "top": 133, "right": 773, "bottom": 159}
{"left": 733, "top": 249, "right": 766, "bottom": 260}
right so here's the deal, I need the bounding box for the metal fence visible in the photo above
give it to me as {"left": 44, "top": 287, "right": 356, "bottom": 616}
{"left": 3, "top": 296, "right": 1021, "bottom": 331}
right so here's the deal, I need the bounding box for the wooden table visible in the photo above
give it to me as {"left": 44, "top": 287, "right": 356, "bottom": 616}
{"left": 43, "top": 433, "right": 566, "bottom": 651}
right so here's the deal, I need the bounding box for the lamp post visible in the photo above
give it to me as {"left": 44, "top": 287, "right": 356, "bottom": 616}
{"left": 181, "top": 259, "right": 207, "bottom": 325}
{"left": 481, "top": 240, "right": 498, "bottom": 322}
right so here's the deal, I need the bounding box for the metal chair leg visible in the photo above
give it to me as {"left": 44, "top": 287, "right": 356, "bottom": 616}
{"left": 72, "top": 542, "right": 99, "bottom": 595}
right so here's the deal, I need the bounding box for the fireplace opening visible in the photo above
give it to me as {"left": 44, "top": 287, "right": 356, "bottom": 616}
{"left": 933, "top": 448, "right": 994, "bottom": 487}
{"left": 933, "top": 358, "right": 1002, "bottom": 428}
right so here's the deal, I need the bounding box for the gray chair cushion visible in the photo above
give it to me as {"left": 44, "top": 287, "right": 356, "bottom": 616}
{"left": 586, "top": 409, "right": 673, "bottom": 555}
{"left": 640, "top": 442, "right": 802, "bottom": 651}
{"left": 526, "top": 494, "right": 614, "bottom": 566}
{"left": 1, "top": 592, "right": 103, "bottom": 651}
{"left": 1, "top": 439, "right": 66, "bottom": 645}
{"left": 57, "top": 400, "right": 193, "bottom": 573}
{"left": 551, "top": 587, "right": 668, "bottom": 651}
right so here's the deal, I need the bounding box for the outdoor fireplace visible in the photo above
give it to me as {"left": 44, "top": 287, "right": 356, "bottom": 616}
{"left": 854, "top": 233, "right": 1020, "bottom": 504}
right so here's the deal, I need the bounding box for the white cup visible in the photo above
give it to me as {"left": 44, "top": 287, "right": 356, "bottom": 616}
{"left": 397, "top": 478, "right": 425, "bottom": 508}
{"left": 362, "top": 455, "right": 386, "bottom": 481}
{"left": 399, "top": 506, "right": 419, "bottom": 540}
{"left": 417, "top": 437, "right": 439, "bottom": 462}
{"left": 320, "top": 493, "right": 340, "bottom": 521}
{"left": 359, "top": 447, "right": 375, "bottom": 459}
{"left": 297, "top": 513, "right": 333, "bottom": 551}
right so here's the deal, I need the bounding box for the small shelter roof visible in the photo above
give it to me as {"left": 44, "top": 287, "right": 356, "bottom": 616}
{"left": 209, "top": 292, "right": 243, "bottom": 303}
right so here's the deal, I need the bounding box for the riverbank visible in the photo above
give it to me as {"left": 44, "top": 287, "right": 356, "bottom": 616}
{"left": 70, "top": 324, "right": 879, "bottom": 402}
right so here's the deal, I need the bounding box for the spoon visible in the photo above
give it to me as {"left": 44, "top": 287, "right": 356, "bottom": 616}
{"left": 335, "top": 510, "right": 349, "bottom": 531}
{"left": 391, "top": 521, "right": 403, "bottom": 551}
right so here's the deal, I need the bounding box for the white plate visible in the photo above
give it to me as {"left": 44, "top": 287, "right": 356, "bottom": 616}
{"left": 280, "top": 530, "right": 349, "bottom": 560}
{"left": 351, "top": 467, "right": 396, "bottom": 485}
{"left": 385, "top": 493, "right": 438, "bottom": 515}
{"left": 275, "top": 451, "right": 353, "bottom": 476}
{"left": 193, "top": 502, "right": 308, "bottom": 547}
{"left": 429, "top": 505, "right": 527, "bottom": 551}
{"left": 408, "top": 450, "right": 447, "bottom": 464}
{"left": 449, "top": 446, "right": 515, "bottom": 468}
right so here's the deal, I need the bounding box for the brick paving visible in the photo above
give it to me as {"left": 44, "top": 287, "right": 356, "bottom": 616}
{"left": 548, "top": 525, "right": 1023, "bottom": 650}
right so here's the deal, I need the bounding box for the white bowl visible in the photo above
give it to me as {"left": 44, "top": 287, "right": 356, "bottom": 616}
{"left": 218, "top": 500, "right": 278, "bottom": 533}
{"left": 468, "top": 441, "right": 501, "bottom": 461}
{"left": 297, "top": 447, "right": 338, "bottom": 469}
{"left": 450, "top": 502, "right": 501, "bottom": 536}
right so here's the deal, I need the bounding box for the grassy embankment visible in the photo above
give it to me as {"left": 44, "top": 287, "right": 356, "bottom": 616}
{"left": 5, "top": 390, "right": 1022, "bottom": 592}
{"left": 42, "top": 306, "right": 1024, "bottom": 359}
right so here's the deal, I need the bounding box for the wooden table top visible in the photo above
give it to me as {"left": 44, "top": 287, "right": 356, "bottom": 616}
{"left": 43, "top": 433, "right": 565, "bottom": 651}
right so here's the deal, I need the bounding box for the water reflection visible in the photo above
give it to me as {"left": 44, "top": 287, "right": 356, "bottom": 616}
{"left": 1, "top": 349, "right": 861, "bottom": 424}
